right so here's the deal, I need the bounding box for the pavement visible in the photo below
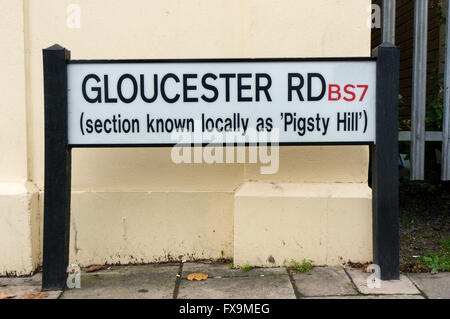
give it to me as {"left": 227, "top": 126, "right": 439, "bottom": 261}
{"left": 0, "top": 262, "right": 449, "bottom": 299}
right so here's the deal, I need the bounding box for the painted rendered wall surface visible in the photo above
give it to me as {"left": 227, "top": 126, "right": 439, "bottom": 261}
{"left": 234, "top": 182, "right": 372, "bottom": 267}
{"left": 0, "top": 0, "right": 40, "bottom": 275}
{"left": 0, "top": 0, "right": 372, "bottom": 273}
{"left": 25, "top": 0, "right": 371, "bottom": 190}
{"left": 0, "top": 0, "right": 28, "bottom": 181}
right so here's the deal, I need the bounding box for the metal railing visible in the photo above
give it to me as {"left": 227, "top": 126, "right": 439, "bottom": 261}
{"left": 383, "top": 0, "right": 450, "bottom": 180}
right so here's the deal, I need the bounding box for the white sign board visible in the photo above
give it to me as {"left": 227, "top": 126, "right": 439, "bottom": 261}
{"left": 67, "top": 59, "right": 376, "bottom": 146}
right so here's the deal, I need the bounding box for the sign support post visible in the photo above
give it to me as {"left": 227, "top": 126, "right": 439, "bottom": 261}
{"left": 42, "top": 44, "right": 72, "bottom": 291}
{"left": 372, "top": 43, "right": 400, "bottom": 280}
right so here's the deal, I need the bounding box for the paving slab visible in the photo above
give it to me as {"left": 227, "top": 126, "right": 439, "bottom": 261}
{"left": 4, "top": 264, "right": 443, "bottom": 299}
{"left": 81, "top": 263, "right": 181, "bottom": 276}
{"left": 61, "top": 264, "right": 179, "bottom": 299}
{"left": 0, "top": 286, "right": 62, "bottom": 299}
{"left": 0, "top": 272, "right": 42, "bottom": 287}
{"left": 291, "top": 267, "right": 358, "bottom": 297}
{"left": 345, "top": 268, "right": 420, "bottom": 295}
{"left": 177, "top": 274, "right": 295, "bottom": 299}
{"left": 408, "top": 273, "right": 450, "bottom": 299}
{"left": 182, "top": 262, "right": 288, "bottom": 278}
{"left": 0, "top": 273, "right": 62, "bottom": 299}
{"left": 304, "top": 294, "right": 425, "bottom": 299}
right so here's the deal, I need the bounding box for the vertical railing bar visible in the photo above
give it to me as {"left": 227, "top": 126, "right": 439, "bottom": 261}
{"left": 411, "top": 0, "right": 428, "bottom": 180}
{"left": 382, "top": 0, "right": 396, "bottom": 44}
{"left": 442, "top": 0, "right": 450, "bottom": 181}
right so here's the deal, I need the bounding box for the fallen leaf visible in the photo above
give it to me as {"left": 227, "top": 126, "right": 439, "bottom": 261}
{"left": 85, "top": 265, "right": 106, "bottom": 273}
{"left": 187, "top": 273, "right": 208, "bottom": 281}
{"left": 21, "top": 292, "right": 49, "bottom": 299}
{"left": 0, "top": 292, "right": 16, "bottom": 299}
{"left": 347, "top": 261, "right": 369, "bottom": 271}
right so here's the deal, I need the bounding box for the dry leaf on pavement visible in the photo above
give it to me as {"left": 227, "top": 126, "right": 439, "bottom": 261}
{"left": 85, "top": 265, "right": 106, "bottom": 273}
{"left": 0, "top": 292, "right": 16, "bottom": 299}
{"left": 21, "top": 292, "right": 49, "bottom": 299}
{"left": 187, "top": 273, "right": 208, "bottom": 281}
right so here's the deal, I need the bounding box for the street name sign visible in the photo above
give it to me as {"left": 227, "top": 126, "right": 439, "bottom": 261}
{"left": 68, "top": 60, "right": 376, "bottom": 146}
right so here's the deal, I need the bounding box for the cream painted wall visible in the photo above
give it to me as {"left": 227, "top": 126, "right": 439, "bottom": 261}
{"left": 24, "top": 0, "right": 371, "bottom": 191}
{"left": 234, "top": 182, "right": 372, "bottom": 267}
{"left": 0, "top": 0, "right": 28, "bottom": 181}
{"left": 0, "top": 0, "right": 41, "bottom": 275}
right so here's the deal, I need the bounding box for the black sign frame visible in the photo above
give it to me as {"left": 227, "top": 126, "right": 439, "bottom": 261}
{"left": 41, "top": 44, "right": 399, "bottom": 290}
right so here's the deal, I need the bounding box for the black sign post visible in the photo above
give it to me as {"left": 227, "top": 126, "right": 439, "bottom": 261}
{"left": 372, "top": 43, "right": 400, "bottom": 280}
{"left": 42, "top": 44, "right": 72, "bottom": 290}
{"left": 41, "top": 43, "right": 400, "bottom": 291}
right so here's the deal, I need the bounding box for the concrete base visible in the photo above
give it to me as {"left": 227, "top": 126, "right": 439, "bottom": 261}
{"left": 234, "top": 182, "right": 372, "bottom": 267}
{"left": 0, "top": 182, "right": 40, "bottom": 276}
{"left": 346, "top": 268, "right": 421, "bottom": 295}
